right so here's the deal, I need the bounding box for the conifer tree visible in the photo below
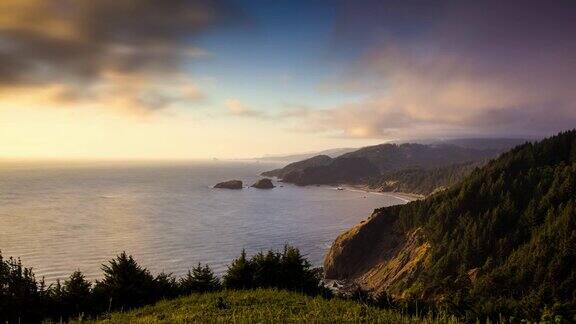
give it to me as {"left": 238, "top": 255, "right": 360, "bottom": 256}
{"left": 223, "top": 249, "right": 254, "bottom": 289}
{"left": 180, "top": 263, "right": 221, "bottom": 293}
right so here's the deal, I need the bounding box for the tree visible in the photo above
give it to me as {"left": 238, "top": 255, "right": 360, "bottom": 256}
{"left": 223, "top": 249, "right": 254, "bottom": 289}
{"left": 280, "top": 245, "right": 321, "bottom": 294}
{"left": 154, "top": 272, "right": 179, "bottom": 299}
{"left": 252, "top": 251, "right": 282, "bottom": 288}
{"left": 0, "top": 253, "right": 44, "bottom": 322}
{"left": 61, "top": 270, "right": 92, "bottom": 317}
{"left": 180, "top": 263, "right": 221, "bottom": 293}
{"left": 93, "top": 252, "right": 155, "bottom": 311}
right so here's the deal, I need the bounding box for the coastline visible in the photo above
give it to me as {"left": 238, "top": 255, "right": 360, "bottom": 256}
{"left": 340, "top": 184, "right": 424, "bottom": 202}
{"left": 266, "top": 176, "right": 424, "bottom": 203}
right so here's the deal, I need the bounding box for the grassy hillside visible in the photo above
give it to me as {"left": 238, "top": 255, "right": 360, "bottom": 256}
{"left": 86, "top": 289, "right": 458, "bottom": 323}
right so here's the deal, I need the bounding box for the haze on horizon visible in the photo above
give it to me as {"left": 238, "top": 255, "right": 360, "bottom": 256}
{"left": 1, "top": 0, "right": 575, "bottom": 160}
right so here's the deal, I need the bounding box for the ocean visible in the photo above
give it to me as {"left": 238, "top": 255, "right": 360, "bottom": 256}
{"left": 0, "top": 160, "right": 405, "bottom": 282}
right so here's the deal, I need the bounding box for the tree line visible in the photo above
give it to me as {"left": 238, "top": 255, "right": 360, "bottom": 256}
{"left": 0, "top": 245, "right": 328, "bottom": 322}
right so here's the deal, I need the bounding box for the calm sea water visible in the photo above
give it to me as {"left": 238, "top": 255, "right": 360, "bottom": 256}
{"left": 0, "top": 160, "right": 405, "bottom": 282}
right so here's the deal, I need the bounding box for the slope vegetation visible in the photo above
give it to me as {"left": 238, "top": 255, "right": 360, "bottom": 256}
{"left": 368, "top": 161, "right": 481, "bottom": 195}
{"left": 325, "top": 130, "right": 576, "bottom": 320}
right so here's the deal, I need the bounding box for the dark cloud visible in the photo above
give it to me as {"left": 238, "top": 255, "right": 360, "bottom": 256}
{"left": 0, "top": 0, "right": 242, "bottom": 110}
{"left": 315, "top": 0, "right": 576, "bottom": 138}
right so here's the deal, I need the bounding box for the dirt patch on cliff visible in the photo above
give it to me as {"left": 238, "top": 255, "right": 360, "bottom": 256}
{"left": 324, "top": 210, "right": 430, "bottom": 297}
{"left": 324, "top": 210, "right": 404, "bottom": 279}
{"left": 357, "top": 228, "right": 429, "bottom": 296}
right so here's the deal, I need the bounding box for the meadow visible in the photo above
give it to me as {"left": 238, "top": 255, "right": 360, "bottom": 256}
{"left": 85, "top": 289, "right": 460, "bottom": 323}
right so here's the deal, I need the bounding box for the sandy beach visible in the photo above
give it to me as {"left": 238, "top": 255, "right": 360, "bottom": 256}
{"left": 340, "top": 184, "right": 424, "bottom": 202}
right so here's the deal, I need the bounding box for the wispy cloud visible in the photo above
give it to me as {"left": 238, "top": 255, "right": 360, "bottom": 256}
{"left": 224, "top": 99, "right": 267, "bottom": 118}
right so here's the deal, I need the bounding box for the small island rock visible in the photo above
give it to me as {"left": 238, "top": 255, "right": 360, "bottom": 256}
{"left": 251, "top": 178, "right": 275, "bottom": 189}
{"left": 214, "top": 180, "right": 243, "bottom": 189}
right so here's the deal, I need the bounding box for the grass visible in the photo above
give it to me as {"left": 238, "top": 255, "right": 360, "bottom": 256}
{"left": 82, "top": 289, "right": 460, "bottom": 323}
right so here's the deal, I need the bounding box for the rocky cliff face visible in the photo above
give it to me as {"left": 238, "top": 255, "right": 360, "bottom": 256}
{"left": 324, "top": 208, "right": 429, "bottom": 297}
{"left": 214, "top": 180, "right": 243, "bottom": 189}
{"left": 251, "top": 178, "right": 275, "bottom": 189}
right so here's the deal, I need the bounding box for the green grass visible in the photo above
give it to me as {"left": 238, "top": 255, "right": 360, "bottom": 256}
{"left": 84, "top": 289, "right": 459, "bottom": 323}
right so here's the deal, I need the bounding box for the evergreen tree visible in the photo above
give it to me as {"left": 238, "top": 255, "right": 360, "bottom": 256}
{"left": 251, "top": 251, "right": 282, "bottom": 288}
{"left": 154, "top": 272, "right": 179, "bottom": 299}
{"left": 280, "top": 245, "right": 318, "bottom": 293}
{"left": 60, "top": 271, "right": 92, "bottom": 318}
{"left": 93, "top": 252, "right": 155, "bottom": 311}
{"left": 223, "top": 249, "right": 254, "bottom": 289}
{"left": 180, "top": 263, "right": 221, "bottom": 293}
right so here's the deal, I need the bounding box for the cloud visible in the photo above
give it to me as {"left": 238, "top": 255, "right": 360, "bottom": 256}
{"left": 308, "top": 0, "right": 576, "bottom": 139}
{"left": 0, "top": 0, "right": 241, "bottom": 112}
{"left": 224, "top": 99, "right": 267, "bottom": 118}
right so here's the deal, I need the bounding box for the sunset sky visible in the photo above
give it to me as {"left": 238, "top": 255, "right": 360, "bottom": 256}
{"left": 1, "top": 0, "right": 575, "bottom": 159}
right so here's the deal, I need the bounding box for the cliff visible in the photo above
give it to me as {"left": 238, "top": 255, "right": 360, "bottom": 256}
{"left": 324, "top": 130, "right": 576, "bottom": 319}
{"left": 324, "top": 208, "right": 429, "bottom": 298}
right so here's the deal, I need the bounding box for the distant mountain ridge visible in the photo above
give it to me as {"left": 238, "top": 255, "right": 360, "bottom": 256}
{"left": 262, "top": 138, "right": 526, "bottom": 191}
{"left": 254, "top": 147, "right": 357, "bottom": 163}
{"left": 261, "top": 155, "right": 333, "bottom": 179}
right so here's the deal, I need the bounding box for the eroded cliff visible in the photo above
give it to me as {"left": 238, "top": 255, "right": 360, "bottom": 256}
{"left": 324, "top": 209, "right": 429, "bottom": 297}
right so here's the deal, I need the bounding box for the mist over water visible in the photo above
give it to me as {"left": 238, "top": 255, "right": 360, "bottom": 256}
{"left": 0, "top": 160, "right": 405, "bottom": 282}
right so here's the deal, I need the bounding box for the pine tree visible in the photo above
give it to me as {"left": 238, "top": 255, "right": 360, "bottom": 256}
{"left": 62, "top": 271, "right": 92, "bottom": 317}
{"left": 223, "top": 249, "right": 254, "bottom": 289}
{"left": 93, "top": 252, "right": 155, "bottom": 310}
{"left": 180, "top": 263, "right": 221, "bottom": 293}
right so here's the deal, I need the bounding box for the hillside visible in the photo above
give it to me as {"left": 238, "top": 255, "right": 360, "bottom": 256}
{"left": 324, "top": 130, "right": 576, "bottom": 320}
{"left": 261, "top": 154, "right": 333, "bottom": 178}
{"left": 85, "top": 289, "right": 458, "bottom": 323}
{"left": 367, "top": 161, "right": 482, "bottom": 195}
{"left": 254, "top": 147, "right": 356, "bottom": 163}
{"left": 338, "top": 143, "right": 496, "bottom": 171}
{"left": 263, "top": 143, "right": 502, "bottom": 188}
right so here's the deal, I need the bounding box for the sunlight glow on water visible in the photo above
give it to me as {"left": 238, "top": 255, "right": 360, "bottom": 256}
{"left": 0, "top": 160, "right": 405, "bottom": 282}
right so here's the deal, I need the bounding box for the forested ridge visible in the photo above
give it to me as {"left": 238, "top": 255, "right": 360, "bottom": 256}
{"left": 367, "top": 161, "right": 482, "bottom": 195}
{"left": 327, "top": 130, "right": 576, "bottom": 320}
{"left": 262, "top": 141, "right": 511, "bottom": 192}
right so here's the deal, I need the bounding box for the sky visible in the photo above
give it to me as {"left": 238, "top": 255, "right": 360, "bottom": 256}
{"left": 1, "top": 0, "right": 575, "bottom": 160}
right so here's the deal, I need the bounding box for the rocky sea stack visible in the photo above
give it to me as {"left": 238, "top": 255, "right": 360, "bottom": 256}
{"left": 251, "top": 178, "right": 275, "bottom": 189}
{"left": 214, "top": 180, "right": 243, "bottom": 189}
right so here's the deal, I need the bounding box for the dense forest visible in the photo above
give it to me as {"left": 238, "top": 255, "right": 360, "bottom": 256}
{"left": 326, "top": 130, "right": 576, "bottom": 321}
{"left": 367, "top": 161, "right": 482, "bottom": 195}
{"left": 0, "top": 246, "right": 325, "bottom": 322}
